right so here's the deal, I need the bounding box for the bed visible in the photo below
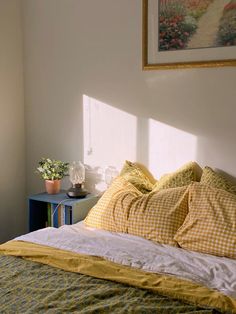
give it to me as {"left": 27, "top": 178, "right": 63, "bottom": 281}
{"left": 1, "top": 161, "right": 236, "bottom": 313}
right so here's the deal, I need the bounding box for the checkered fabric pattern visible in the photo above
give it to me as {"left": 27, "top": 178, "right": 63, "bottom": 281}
{"left": 153, "top": 162, "right": 202, "bottom": 192}
{"left": 128, "top": 186, "right": 189, "bottom": 246}
{"left": 200, "top": 166, "right": 236, "bottom": 195}
{"left": 85, "top": 176, "right": 189, "bottom": 246}
{"left": 175, "top": 182, "right": 236, "bottom": 259}
{"left": 84, "top": 176, "right": 142, "bottom": 233}
{"left": 120, "top": 160, "right": 154, "bottom": 193}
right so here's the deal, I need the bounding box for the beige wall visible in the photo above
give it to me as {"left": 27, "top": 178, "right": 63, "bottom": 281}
{"left": 22, "top": 0, "right": 236, "bottom": 194}
{"left": 1, "top": 0, "right": 234, "bottom": 243}
{"left": 0, "top": 0, "right": 25, "bottom": 243}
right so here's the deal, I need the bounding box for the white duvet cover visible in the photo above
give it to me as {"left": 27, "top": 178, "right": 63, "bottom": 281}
{"left": 15, "top": 222, "right": 236, "bottom": 298}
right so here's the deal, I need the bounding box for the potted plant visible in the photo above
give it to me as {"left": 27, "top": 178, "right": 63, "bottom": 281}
{"left": 36, "top": 157, "right": 69, "bottom": 194}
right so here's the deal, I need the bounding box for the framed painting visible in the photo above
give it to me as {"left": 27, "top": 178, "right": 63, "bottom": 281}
{"left": 142, "top": 0, "right": 236, "bottom": 70}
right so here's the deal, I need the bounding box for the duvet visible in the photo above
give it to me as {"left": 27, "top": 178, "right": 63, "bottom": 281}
{"left": 0, "top": 222, "right": 236, "bottom": 313}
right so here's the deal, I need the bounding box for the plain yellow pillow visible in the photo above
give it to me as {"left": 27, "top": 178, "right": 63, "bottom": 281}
{"left": 175, "top": 182, "right": 236, "bottom": 259}
{"left": 153, "top": 161, "right": 202, "bottom": 192}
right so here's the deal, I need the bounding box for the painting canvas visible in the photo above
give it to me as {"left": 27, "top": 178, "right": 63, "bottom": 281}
{"left": 143, "top": 0, "right": 236, "bottom": 69}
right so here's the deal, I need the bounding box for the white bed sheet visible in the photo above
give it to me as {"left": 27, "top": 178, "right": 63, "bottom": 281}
{"left": 15, "top": 222, "right": 236, "bottom": 298}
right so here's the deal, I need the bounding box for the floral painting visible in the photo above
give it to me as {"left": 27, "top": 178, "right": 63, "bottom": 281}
{"left": 142, "top": 0, "right": 236, "bottom": 69}
{"left": 159, "top": 0, "right": 236, "bottom": 51}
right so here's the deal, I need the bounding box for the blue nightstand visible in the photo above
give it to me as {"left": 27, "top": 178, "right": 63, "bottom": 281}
{"left": 28, "top": 191, "right": 99, "bottom": 232}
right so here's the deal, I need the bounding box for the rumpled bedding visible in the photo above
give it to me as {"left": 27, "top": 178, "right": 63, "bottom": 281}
{"left": 15, "top": 221, "right": 236, "bottom": 298}
{"left": 0, "top": 254, "right": 221, "bottom": 314}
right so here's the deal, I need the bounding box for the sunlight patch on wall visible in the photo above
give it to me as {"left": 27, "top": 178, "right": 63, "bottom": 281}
{"left": 83, "top": 95, "right": 137, "bottom": 193}
{"left": 148, "top": 119, "right": 197, "bottom": 179}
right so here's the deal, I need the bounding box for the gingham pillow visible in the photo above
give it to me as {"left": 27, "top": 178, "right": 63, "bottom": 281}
{"left": 86, "top": 179, "right": 189, "bottom": 245}
{"left": 84, "top": 176, "right": 142, "bottom": 232}
{"left": 153, "top": 161, "right": 202, "bottom": 192}
{"left": 175, "top": 182, "right": 236, "bottom": 259}
{"left": 120, "top": 160, "right": 154, "bottom": 193}
{"left": 128, "top": 186, "right": 189, "bottom": 246}
{"left": 200, "top": 166, "right": 236, "bottom": 195}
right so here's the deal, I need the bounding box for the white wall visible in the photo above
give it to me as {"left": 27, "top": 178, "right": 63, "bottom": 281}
{"left": 0, "top": 0, "right": 25, "bottom": 243}
{"left": 22, "top": 0, "right": 236, "bottom": 195}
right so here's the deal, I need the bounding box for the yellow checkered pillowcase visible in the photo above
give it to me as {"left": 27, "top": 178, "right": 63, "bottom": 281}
{"left": 128, "top": 186, "right": 189, "bottom": 246}
{"left": 153, "top": 161, "right": 202, "bottom": 192}
{"left": 120, "top": 160, "right": 155, "bottom": 193}
{"left": 84, "top": 176, "right": 142, "bottom": 233}
{"left": 85, "top": 176, "right": 189, "bottom": 245}
{"left": 174, "top": 182, "right": 236, "bottom": 259}
{"left": 200, "top": 166, "right": 236, "bottom": 195}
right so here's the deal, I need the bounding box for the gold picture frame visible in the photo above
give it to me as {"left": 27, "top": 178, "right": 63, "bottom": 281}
{"left": 142, "top": 0, "right": 236, "bottom": 70}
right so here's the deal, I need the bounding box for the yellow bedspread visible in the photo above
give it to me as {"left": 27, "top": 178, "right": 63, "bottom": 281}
{"left": 1, "top": 240, "right": 236, "bottom": 313}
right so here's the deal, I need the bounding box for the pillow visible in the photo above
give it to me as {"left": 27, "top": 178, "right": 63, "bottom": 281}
{"left": 174, "top": 183, "right": 236, "bottom": 259}
{"left": 84, "top": 176, "right": 142, "bottom": 233}
{"left": 133, "top": 162, "right": 157, "bottom": 184}
{"left": 120, "top": 160, "right": 154, "bottom": 193}
{"left": 152, "top": 161, "right": 202, "bottom": 192}
{"left": 128, "top": 185, "right": 189, "bottom": 246}
{"left": 85, "top": 176, "right": 189, "bottom": 246}
{"left": 200, "top": 166, "right": 236, "bottom": 194}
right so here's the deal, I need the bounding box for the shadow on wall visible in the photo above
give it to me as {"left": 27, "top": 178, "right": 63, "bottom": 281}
{"left": 83, "top": 94, "right": 200, "bottom": 194}
{"left": 84, "top": 165, "right": 104, "bottom": 195}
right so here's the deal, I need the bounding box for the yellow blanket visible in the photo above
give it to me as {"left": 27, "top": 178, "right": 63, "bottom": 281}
{"left": 0, "top": 240, "right": 236, "bottom": 313}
